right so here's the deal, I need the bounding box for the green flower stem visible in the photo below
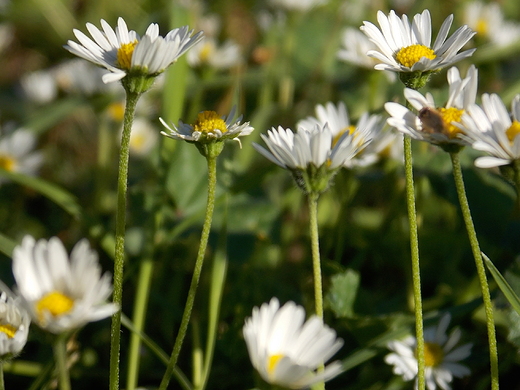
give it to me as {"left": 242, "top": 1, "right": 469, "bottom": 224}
{"left": 159, "top": 155, "right": 217, "bottom": 390}
{"left": 450, "top": 152, "right": 499, "bottom": 390}
{"left": 403, "top": 135, "right": 425, "bottom": 390}
{"left": 109, "top": 90, "right": 141, "bottom": 390}
{"left": 53, "top": 334, "right": 71, "bottom": 390}
{"left": 0, "top": 362, "right": 4, "bottom": 390}
{"left": 308, "top": 192, "right": 324, "bottom": 390}
{"left": 514, "top": 160, "right": 520, "bottom": 213}
{"left": 308, "top": 192, "right": 323, "bottom": 319}
{"left": 126, "top": 258, "right": 154, "bottom": 390}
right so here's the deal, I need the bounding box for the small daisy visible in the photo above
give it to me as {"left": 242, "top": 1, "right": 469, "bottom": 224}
{"left": 187, "top": 37, "right": 242, "bottom": 70}
{"left": 385, "top": 65, "right": 478, "bottom": 148}
{"left": 12, "top": 236, "right": 118, "bottom": 334}
{"left": 268, "top": 0, "right": 328, "bottom": 12}
{"left": 0, "top": 128, "right": 43, "bottom": 185}
{"left": 160, "top": 106, "right": 253, "bottom": 146}
{"left": 337, "top": 27, "right": 396, "bottom": 81}
{"left": 64, "top": 17, "right": 203, "bottom": 84}
{"left": 464, "top": 1, "right": 520, "bottom": 48}
{"left": 0, "top": 291, "right": 30, "bottom": 360}
{"left": 297, "top": 101, "right": 383, "bottom": 167}
{"left": 460, "top": 94, "right": 520, "bottom": 168}
{"left": 243, "top": 298, "right": 343, "bottom": 389}
{"left": 360, "top": 10, "right": 476, "bottom": 74}
{"left": 128, "top": 117, "right": 158, "bottom": 157}
{"left": 385, "top": 314, "right": 472, "bottom": 390}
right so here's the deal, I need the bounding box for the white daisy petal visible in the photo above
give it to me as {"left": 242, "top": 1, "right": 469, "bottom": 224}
{"left": 243, "top": 298, "right": 343, "bottom": 389}
{"left": 11, "top": 235, "right": 119, "bottom": 334}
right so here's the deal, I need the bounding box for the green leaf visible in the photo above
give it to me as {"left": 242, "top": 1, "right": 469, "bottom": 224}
{"left": 0, "top": 168, "right": 82, "bottom": 218}
{"left": 326, "top": 269, "right": 360, "bottom": 318}
{"left": 483, "top": 252, "right": 520, "bottom": 315}
{"left": 0, "top": 232, "right": 17, "bottom": 258}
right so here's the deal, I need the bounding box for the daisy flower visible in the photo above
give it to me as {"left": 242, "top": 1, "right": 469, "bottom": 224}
{"left": 187, "top": 37, "right": 242, "bottom": 70}
{"left": 0, "top": 291, "right": 30, "bottom": 359}
{"left": 460, "top": 94, "right": 520, "bottom": 168}
{"left": 464, "top": 1, "right": 520, "bottom": 48}
{"left": 160, "top": 106, "right": 253, "bottom": 146}
{"left": 64, "top": 17, "right": 203, "bottom": 84}
{"left": 297, "top": 101, "right": 383, "bottom": 167}
{"left": 243, "top": 298, "right": 343, "bottom": 389}
{"left": 385, "top": 314, "right": 472, "bottom": 390}
{"left": 337, "top": 28, "right": 396, "bottom": 81}
{"left": 12, "top": 236, "right": 118, "bottom": 334}
{"left": 0, "top": 128, "right": 43, "bottom": 185}
{"left": 385, "top": 65, "right": 478, "bottom": 148}
{"left": 360, "top": 10, "right": 476, "bottom": 75}
{"left": 268, "top": 0, "right": 328, "bottom": 12}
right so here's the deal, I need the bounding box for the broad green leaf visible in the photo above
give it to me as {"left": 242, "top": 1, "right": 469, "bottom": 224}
{"left": 326, "top": 269, "right": 360, "bottom": 318}
{"left": 483, "top": 253, "right": 520, "bottom": 315}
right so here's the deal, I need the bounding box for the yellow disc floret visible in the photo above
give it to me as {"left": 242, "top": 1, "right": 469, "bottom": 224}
{"left": 117, "top": 40, "right": 138, "bottom": 70}
{"left": 506, "top": 121, "right": 520, "bottom": 144}
{"left": 438, "top": 107, "right": 465, "bottom": 138}
{"left": 0, "top": 154, "right": 16, "bottom": 171}
{"left": 192, "top": 111, "right": 228, "bottom": 134}
{"left": 476, "top": 19, "right": 488, "bottom": 36}
{"left": 395, "top": 44, "right": 436, "bottom": 68}
{"left": 422, "top": 342, "right": 444, "bottom": 367}
{"left": 0, "top": 323, "right": 17, "bottom": 339}
{"left": 199, "top": 42, "right": 214, "bottom": 64}
{"left": 267, "top": 353, "right": 284, "bottom": 377}
{"left": 332, "top": 125, "right": 356, "bottom": 147}
{"left": 36, "top": 291, "right": 74, "bottom": 322}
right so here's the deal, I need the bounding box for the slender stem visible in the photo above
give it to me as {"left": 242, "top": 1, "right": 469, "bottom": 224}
{"left": 308, "top": 192, "right": 323, "bottom": 319}
{"left": 450, "top": 152, "right": 499, "bottom": 390}
{"left": 0, "top": 362, "right": 4, "bottom": 390}
{"left": 159, "top": 156, "right": 218, "bottom": 390}
{"left": 126, "top": 258, "right": 154, "bottom": 390}
{"left": 308, "top": 192, "right": 324, "bottom": 390}
{"left": 53, "top": 335, "right": 71, "bottom": 390}
{"left": 109, "top": 90, "right": 141, "bottom": 390}
{"left": 403, "top": 136, "right": 425, "bottom": 390}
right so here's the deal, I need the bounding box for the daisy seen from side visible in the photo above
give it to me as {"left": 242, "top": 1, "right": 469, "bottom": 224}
{"left": 360, "top": 10, "right": 476, "bottom": 87}
{"left": 64, "top": 17, "right": 203, "bottom": 86}
{"left": 12, "top": 235, "right": 118, "bottom": 334}
{"left": 0, "top": 291, "right": 30, "bottom": 360}
{"left": 160, "top": 106, "right": 253, "bottom": 158}
{"left": 460, "top": 94, "right": 520, "bottom": 169}
{"left": 243, "top": 298, "right": 343, "bottom": 389}
{"left": 0, "top": 128, "right": 43, "bottom": 185}
{"left": 385, "top": 65, "right": 478, "bottom": 151}
{"left": 297, "top": 101, "right": 384, "bottom": 167}
{"left": 385, "top": 314, "right": 472, "bottom": 390}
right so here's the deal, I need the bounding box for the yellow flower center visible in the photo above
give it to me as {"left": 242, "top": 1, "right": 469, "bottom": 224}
{"left": 192, "top": 111, "right": 228, "bottom": 134}
{"left": 332, "top": 125, "right": 356, "bottom": 147}
{"left": 0, "top": 154, "right": 16, "bottom": 171}
{"left": 199, "top": 42, "right": 213, "bottom": 63}
{"left": 0, "top": 323, "right": 17, "bottom": 339}
{"left": 476, "top": 19, "right": 488, "bottom": 36}
{"left": 267, "top": 353, "right": 284, "bottom": 377}
{"left": 419, "top": 342, "right": 444, "bottom": 367}
{"left": 130, "top": 133, "right": 146, "bottom": 150}
{"left": 438, "top": 107, "right": 465, "bottom": 138}
{"left": 418, "top": 107, "right": 465, "bottom": 139}
{"left": 107, "top": 102, "right": 125, "bottom": 122}
{"left": 506, "top": 121, "right": 520, "bottom": 144}
{"left": 36, "top": 291, "right": 74, "bottom": 321}
{"left": 117, "top": 40, "right": 138, "bottom": 70}
{"left": 395, "top": 44, "right": 436, "bottom": 68}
